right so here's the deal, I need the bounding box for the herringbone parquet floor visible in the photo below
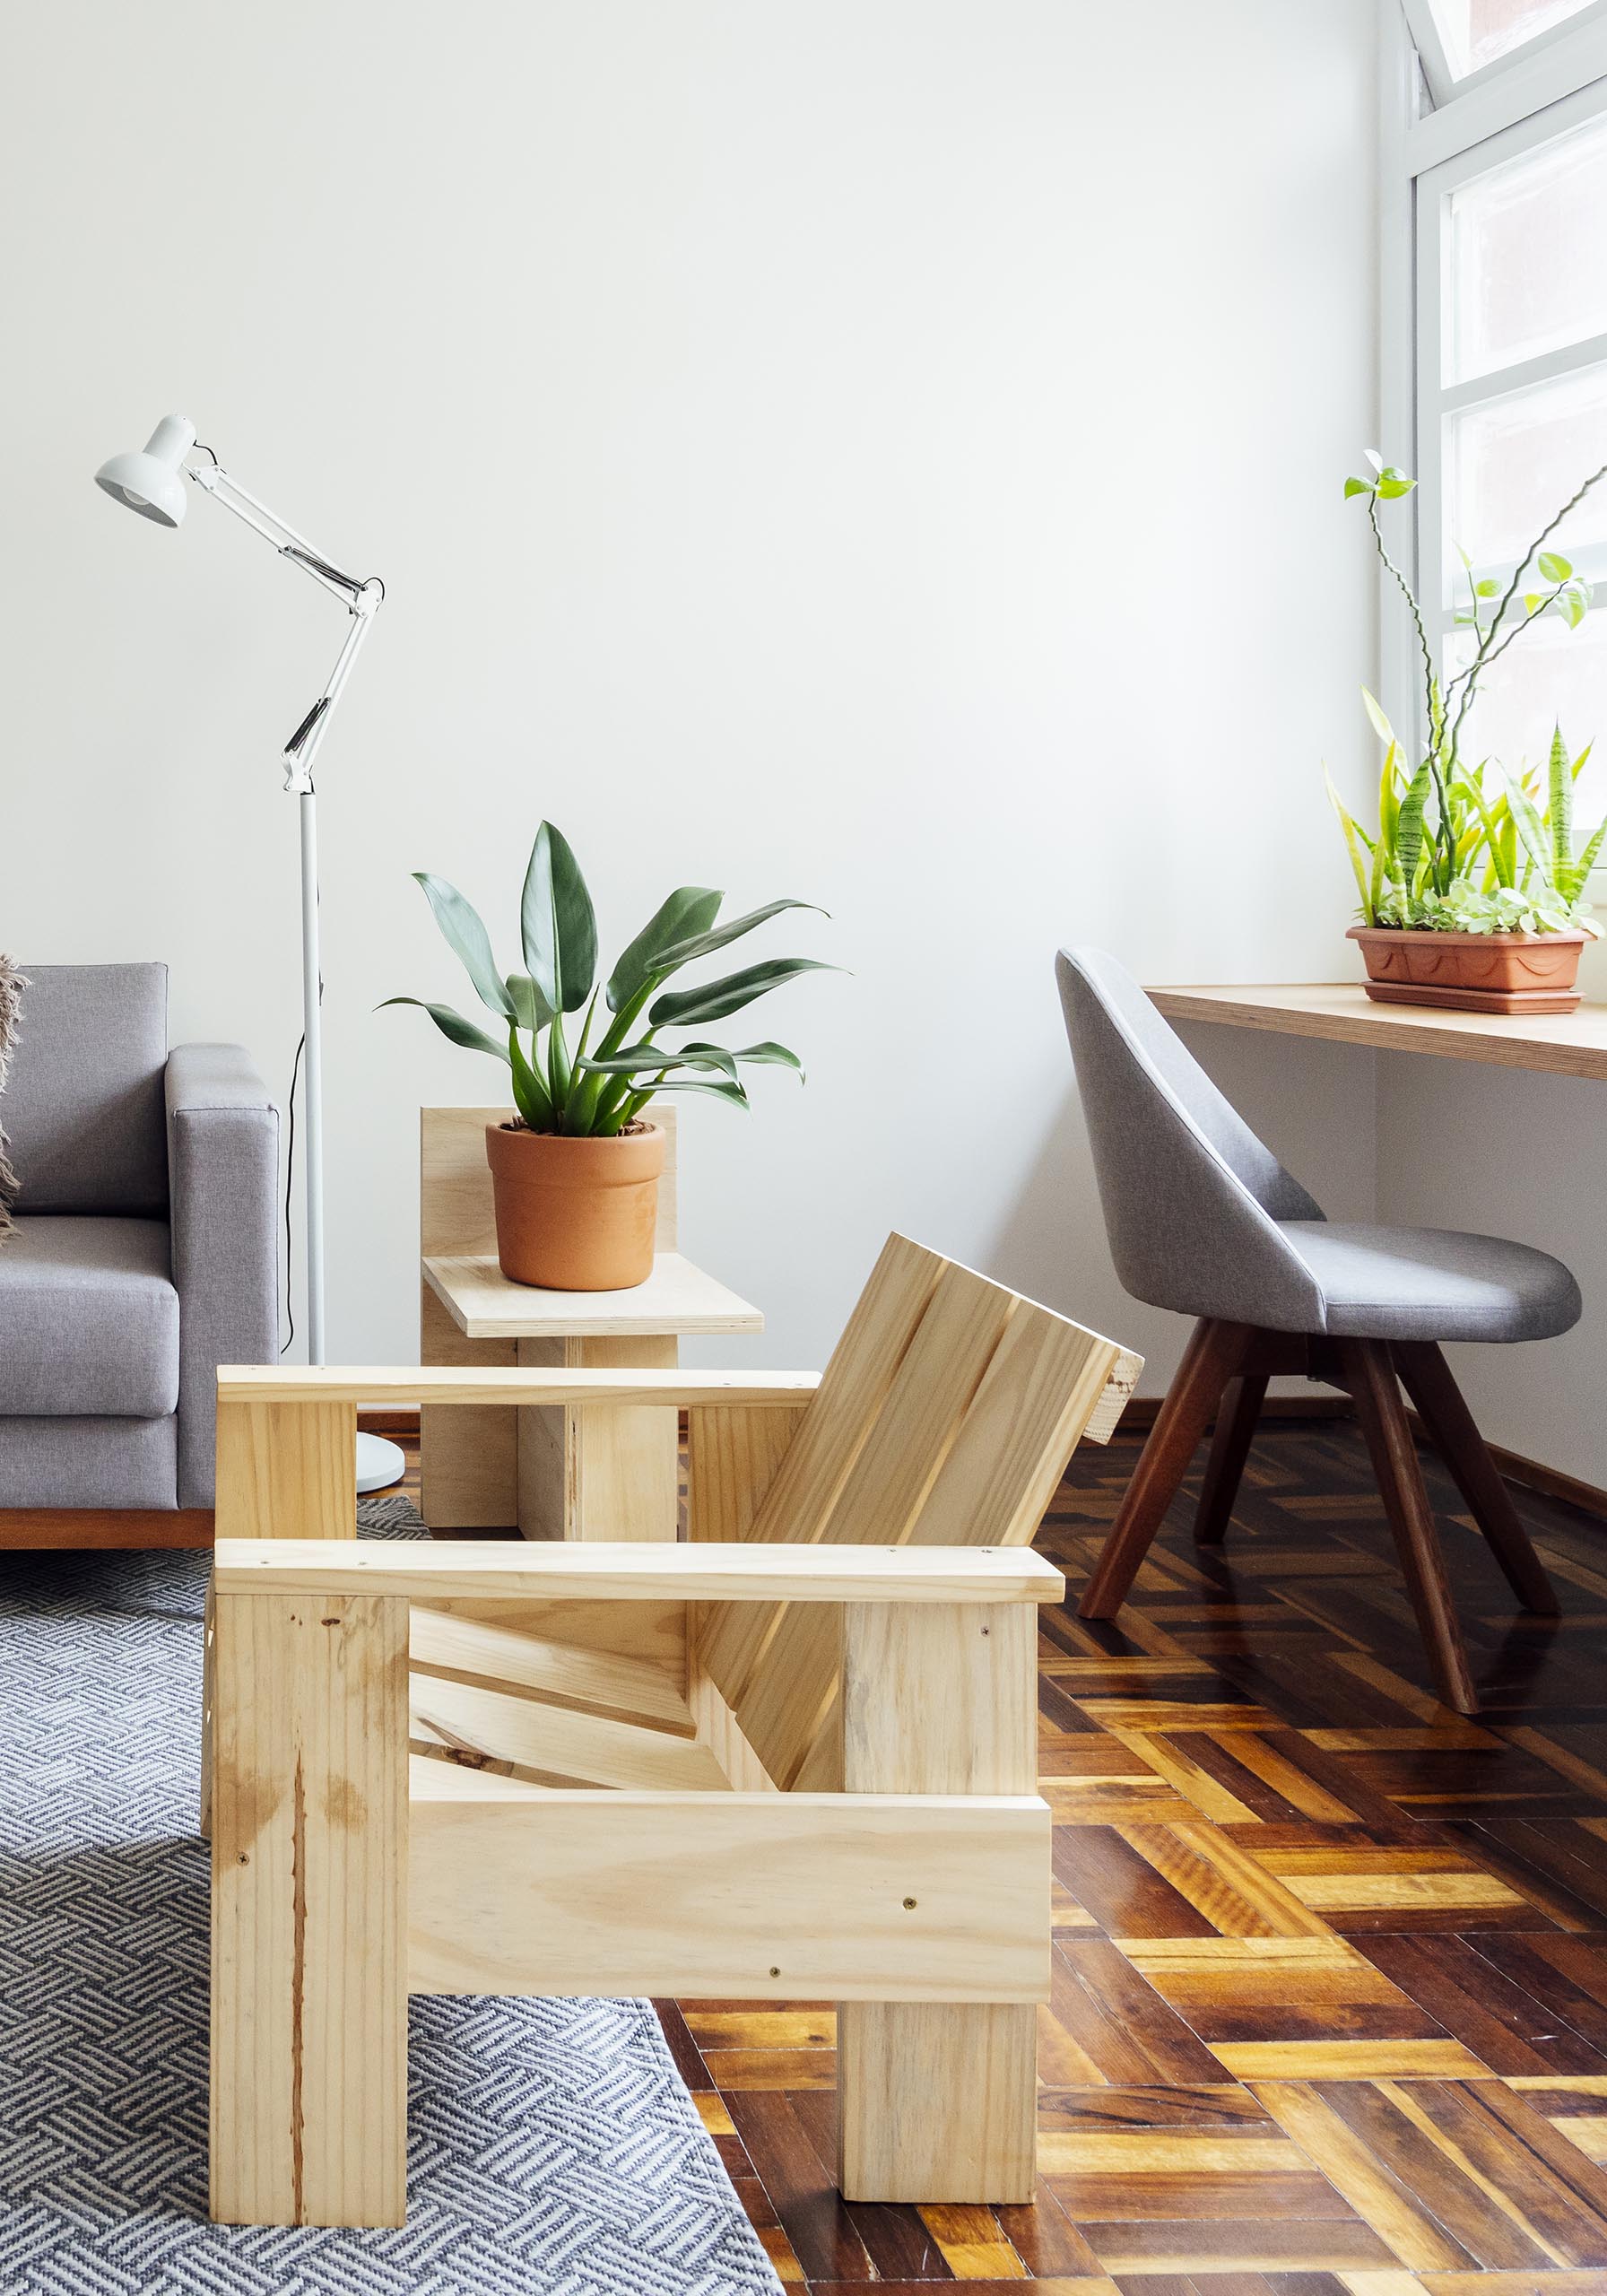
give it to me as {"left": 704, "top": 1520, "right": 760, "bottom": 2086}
{"left": 646, "top": 1413, "right": 1607, "bottom": 2295}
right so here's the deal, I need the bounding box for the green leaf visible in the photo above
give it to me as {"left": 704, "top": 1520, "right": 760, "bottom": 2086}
{"left": 1549, "top": 723, "right": 1573, "bottom": 875}
{"left": 1360, "top": 688, "right": 1396, "bottom": 748}
{"left": 1343, "top": 476, "right": 1374, "bottom": 499}
{"left": 1325, "top": 766, "right": 1376, "bottom": 923}
{"left": 1505, "top": 773, "right": 1555, "bottom": 886}
{"left": 649, "top": 956, "right": 839, "bottom": 1029}
{"left": 1378, "top": 741, "right": 1402, "bottom": 851}
{"left": 377, "top": 996, "right": 512, "bottom": 1061}
{"left": 1560, "top": 585, "right": 1589, "bottom": 629}
{"left": 605, "top": 887, "right": 723, "bottom": 1013}
{"left": 1464, "top": 774, "right": 1514, "bottom": 889}
{"left": 1376, "top": 468, "right": 1416, "bottom": 499}
{"left": 520, "top": 823, "right": 597, "bottom": 1014}
{"left": 651, "top": 1077, "right": 751, "bottom": 1105}
{"left": 505, "top": 971, "right": 554, "bottom": 1033}
{"left": 1539, "top": 551, "right": 1574, "bottom": 583}
{"left": 1561, "top": 813, "right": 1607, "bottom": 900}
{"left": 669, "top": 1041, "right": 741, "bottom": 1081}
{"left": 1394, "top": 757, "right": 1435, "bottom": 891}
{"left": 1474, "top": 578, "right": 1502, "bottom": 597}
{"left": 576, "top": 1043, "right": 673, "bottom": 1075}
{"left": 654, "top": 899, "right": 829, "bottom": 974}
{"left": 631, "top": 1076, "right": 751, "bottom": 1109}
{"left": 732, "top": 1039, "right": 805, "bottom": 1081}
{"left": 412, "top": 874, "right": 516, "bottom": 1020}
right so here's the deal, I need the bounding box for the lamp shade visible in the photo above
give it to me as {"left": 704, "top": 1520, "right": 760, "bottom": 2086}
{"left": 94, "top": 414, "right": 196, "bottom": 528}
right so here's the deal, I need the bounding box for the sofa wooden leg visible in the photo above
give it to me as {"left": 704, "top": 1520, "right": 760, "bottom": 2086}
{"left": 1391, "top": 1340, "right": 1559, "bottom": 1616}
{"left": 837, "top": 1602, "right": 1039, "bottom": 2203}
{"left": 1338, "top": 1339, "right": 1478, "bottom": 1715}
{"left": 209, "top": 1587, "right": 410, "bottom": 2227}
{"left": 1080, "top": 1318, "right": 1254, "bottom": 1617}
{"left": 1193, "top": 1373, "right": 1269, "bottom": 1546}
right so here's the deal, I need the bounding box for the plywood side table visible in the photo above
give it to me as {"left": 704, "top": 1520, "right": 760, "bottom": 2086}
{"left": 419, "top": 1107, "right": 762, "bottom": 1541}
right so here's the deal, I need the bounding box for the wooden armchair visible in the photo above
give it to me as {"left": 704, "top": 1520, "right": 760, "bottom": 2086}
{"left": 205, "top": 1233, "right": 1140, "bottom": 2229}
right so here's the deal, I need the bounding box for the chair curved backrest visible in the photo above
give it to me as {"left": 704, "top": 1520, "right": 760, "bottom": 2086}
{"left": 1055, "top": 946, "right": 1328, "bottom": 1329}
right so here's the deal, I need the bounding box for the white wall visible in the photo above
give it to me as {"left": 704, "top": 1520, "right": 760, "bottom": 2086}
{"left": 0, "top": 1, "right": 1378, "bottom": 1382}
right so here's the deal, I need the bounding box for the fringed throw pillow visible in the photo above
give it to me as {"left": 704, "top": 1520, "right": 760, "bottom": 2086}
{"left": 0, "top": 956, "right": 23, "bottom": 1248}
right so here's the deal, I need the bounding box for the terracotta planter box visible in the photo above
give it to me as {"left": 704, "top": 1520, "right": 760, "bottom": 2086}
{"left": 1348, "top": 924, "right": 1585, "bottom": 1014}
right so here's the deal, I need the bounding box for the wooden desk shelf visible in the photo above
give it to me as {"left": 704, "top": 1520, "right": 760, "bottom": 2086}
{"left": 1150, "top": 980, "right": 1607, "bottom": 1082}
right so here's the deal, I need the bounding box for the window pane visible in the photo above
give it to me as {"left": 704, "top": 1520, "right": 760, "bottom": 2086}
{"left": 1449, "top": 362, "right": 1607, "bottom": 571}
{"left": 1450, "top": 113, "right": 1607, "bottom": 379}
{"left": 1432, "top": 0, "right": 1597, "bottom": 79}
{"left": 1446, "top": 608, "right": 1607, "bottom": 795}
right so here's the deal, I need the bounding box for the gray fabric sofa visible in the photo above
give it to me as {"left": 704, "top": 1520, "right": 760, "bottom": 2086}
{"left": 0, "top": 965, "right": 278, "bottom": 1516}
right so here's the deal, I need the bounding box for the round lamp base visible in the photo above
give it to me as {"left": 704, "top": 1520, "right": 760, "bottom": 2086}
{"left": 356, "top": 1431, "right": 407, "bottom": 1495}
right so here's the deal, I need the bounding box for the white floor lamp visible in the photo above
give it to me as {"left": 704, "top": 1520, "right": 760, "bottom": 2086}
{"left": 95, "top": 414, "right": 405, "bottom": 1495}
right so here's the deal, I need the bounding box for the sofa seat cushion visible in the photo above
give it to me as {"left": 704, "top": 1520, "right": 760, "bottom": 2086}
{"left": 0, "top": 1217, "right": 178, "bottom": 1415}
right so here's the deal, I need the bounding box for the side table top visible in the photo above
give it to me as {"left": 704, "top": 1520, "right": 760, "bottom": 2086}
{"left": 422, "top": 1248, "right": 766, "bottom": 1340}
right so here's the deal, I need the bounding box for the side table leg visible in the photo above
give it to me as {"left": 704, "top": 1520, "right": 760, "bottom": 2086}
{"left": 420, "top": 1282, "right": 517, "bottom": 1530}
{"left": 514, "top": 1334, "right": 681, "bottom": 1541}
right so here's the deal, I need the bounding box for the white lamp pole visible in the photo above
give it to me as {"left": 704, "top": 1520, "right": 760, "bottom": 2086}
{"left": 94, "top": 414, "right": 404, "bottom": 1494}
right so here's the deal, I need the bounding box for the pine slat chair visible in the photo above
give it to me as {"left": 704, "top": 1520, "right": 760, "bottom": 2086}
{"left": 204, "top": 1233, "right": 1141, "bottom": 2230}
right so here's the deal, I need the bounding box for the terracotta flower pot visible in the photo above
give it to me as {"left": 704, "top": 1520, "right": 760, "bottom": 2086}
{"left": 485, "top": 1121, "right": 665, "bottom": 1290}
{"left": 1348, "top": 924, "right": 1585, "bottom": 1014}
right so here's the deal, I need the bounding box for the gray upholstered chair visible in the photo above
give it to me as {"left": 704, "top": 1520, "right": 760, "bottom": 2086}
{"left": 1056, "top": 945, "right": 1581, "bottom": 1714}
{"left": 0, "top": 965, "right": 278, "bottom": 1539}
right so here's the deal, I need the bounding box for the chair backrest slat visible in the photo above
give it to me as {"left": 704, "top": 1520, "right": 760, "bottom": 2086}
{"left": 694, "top": 1231, "right": 1137, "bottom": 1789}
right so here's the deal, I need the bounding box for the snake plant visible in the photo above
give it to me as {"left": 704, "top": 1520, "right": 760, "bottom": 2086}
{"left": 1328, "top": 451, "right": 1607, "bottom": 934}
{"left": 383, "top": 823, "right": 836, "bottom": 1134}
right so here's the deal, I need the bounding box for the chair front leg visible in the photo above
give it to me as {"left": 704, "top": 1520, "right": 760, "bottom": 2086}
{"left": 1390, "top": 1339, "right": 1559, "bottom": 1615}
{"left": 1080, "top": 1318, "right": 1254, "bottom": 1616}
{"left": 210, "top": 1587, "right": 410, "bottom": 2227}
{"left": 836, "top": 1600, "right": 1040, "bottom": 2204}
{"left": 1337, "top": 1339, "right": 1477, "bottom": 1715}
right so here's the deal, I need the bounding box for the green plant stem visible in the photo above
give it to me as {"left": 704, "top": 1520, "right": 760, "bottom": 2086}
{"left": 1440, "top": 457, "right": 1607, "bottom": 781}
{"left": 508, "top": 1022, "right": 552, "bottom": 1128}
{"left": 560, "top": 991, "right": 599, "bottom": 1126}
{"left": 547, "top": 1011, "right": 571, "bottom": 1125}
{"left": 565, "top": 980, "right": 661, "bottom": 1134}
{"left": 1368, "top": 498, "right": 1455, "bottom": 891}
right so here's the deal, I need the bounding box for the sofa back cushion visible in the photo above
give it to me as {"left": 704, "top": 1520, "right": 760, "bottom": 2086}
{"left": 4, "top": 965, "right": 169, "bottom": 1215}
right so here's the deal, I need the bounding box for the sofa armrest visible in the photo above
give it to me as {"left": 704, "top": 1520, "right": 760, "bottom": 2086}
{"left": 168, "top": 1044, "right": 280, "bottom": 1508}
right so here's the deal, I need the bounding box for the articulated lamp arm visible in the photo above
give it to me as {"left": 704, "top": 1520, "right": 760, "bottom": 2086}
{"left": 186, "top": 453, "right": 385, "bottom": 793}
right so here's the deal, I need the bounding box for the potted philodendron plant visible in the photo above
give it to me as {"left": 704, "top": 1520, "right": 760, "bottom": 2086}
{"left": 386, "top": 823, "right": 835, "bottom": 1290}
{"left": 1327, "top": 451, "right": 1607, "bottom": 1013}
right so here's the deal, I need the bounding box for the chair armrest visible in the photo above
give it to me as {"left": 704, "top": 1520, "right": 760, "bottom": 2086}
{"left": 216, "top": 1365, "right": 820, "bottom": 1409}
{"left": 169, "top": 1044, "right": 280, "bottom": 1507}
{"left": 213, "top": 1538, "right": 1065, "bottom": 1606}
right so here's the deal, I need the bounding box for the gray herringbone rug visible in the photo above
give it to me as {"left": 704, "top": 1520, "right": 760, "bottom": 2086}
{"left": 0, "top": 1501, "right": 782, "bottom": 2295}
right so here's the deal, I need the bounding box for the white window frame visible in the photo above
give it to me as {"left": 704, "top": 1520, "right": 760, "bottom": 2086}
{"left": 1384, "top": 0, "right": 1607, "bottom": 799}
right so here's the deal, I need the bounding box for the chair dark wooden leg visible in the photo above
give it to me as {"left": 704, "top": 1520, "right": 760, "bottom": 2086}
{"left": 1390, "top": 1340, "right": 1559, "bottom": 1615}
{"left": 1080, "top": 1318, "right": 1254, "bottom": 1619}
{"left": 1193, "top": 1374, "right": 1270, "bottom": 1546}
{"left": 1336, "top": 1338, "right": 1478, "bottom": 1715}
